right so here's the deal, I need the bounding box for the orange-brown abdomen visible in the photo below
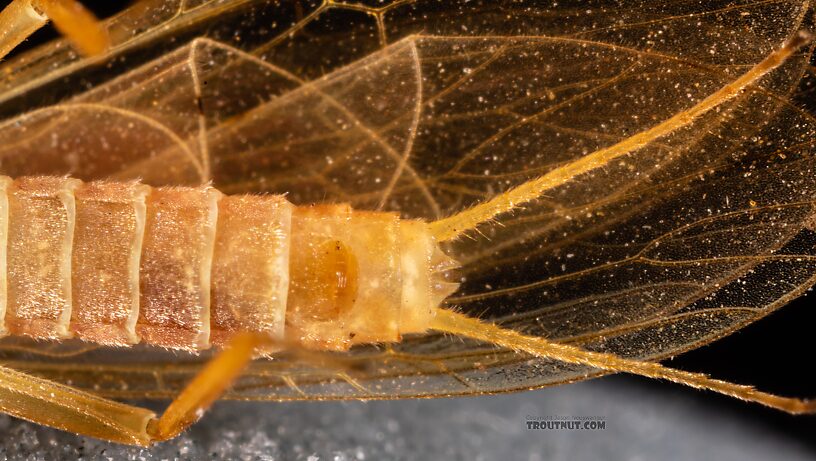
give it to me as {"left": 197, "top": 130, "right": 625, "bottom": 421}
{"left": 0, "top": 176, "right": 458, "bottom": 351}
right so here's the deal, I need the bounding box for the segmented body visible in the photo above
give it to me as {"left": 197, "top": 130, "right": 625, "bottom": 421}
{"left": 0, "top": 176, "right": 458, "bottom": 351}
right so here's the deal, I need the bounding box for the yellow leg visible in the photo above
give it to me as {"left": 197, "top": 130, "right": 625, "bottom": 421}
{"left": 0, "top": 0, "right": 108, "bottom": 61}
{"left": 0, "top": 364, "right": 156, "bottom": 445}
{"left": 0, "top": 332, "right": 266, "bottom": 445}
{"left": 432, "top": 308, "right": 816, "bottom": 414}
{"left": 32, "top": 0, "right": 109, "bottom": 56}
{"left": 0, "top": 0, "right": 48, "bottom": 60}
{"left": 147, "top": 333, "right": 264, "bottom": 441}
{"left": 428, "top": 31, "right": 812, "bottom": 242}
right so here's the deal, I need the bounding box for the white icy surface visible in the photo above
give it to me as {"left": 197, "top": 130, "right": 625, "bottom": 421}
{"left": 0, "top": 375, "right": 812, "bottom": 460}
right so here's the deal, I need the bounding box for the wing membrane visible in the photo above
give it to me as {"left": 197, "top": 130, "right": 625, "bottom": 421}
{"left": 0, "top": 0, "right": 814, "bottom": 400}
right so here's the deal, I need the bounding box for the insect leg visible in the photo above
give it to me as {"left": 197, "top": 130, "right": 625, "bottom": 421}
{"left": 145, "top": 332, "right": 356, "bottom": 442}
{"left": 432, "top": 308, "right": 816, "bottom": 414}
{"left": 0, "top": 364, "right": 156, "bottom": 445}
{"left": 146, "top": 332, "right": 265, "bottom": 442}
{"left": 0, "top": 0, "right": 107, "bottom": 60}
{"left": 31, "top": 0, "right": 109, "bottom": 55}
{"left": 428, "top": 31, "right": 812, "bottom": 242}
{"left": 0, "top": 0, "right": 48, "bottom": 60}
{"left": 0, "top": 332, "right": 266, "bottom": 445}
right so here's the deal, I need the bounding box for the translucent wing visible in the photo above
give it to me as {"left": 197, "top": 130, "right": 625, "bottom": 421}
{"left": 0, "top": 0, "right": 815, "bottom": 401}
{"left": 0, "top": 0, "right": 257, "bottom": 106}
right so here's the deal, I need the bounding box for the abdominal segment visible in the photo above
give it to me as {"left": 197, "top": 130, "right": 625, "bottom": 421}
{"left": 0, "top": 176, "right": 458, "bottom": 351}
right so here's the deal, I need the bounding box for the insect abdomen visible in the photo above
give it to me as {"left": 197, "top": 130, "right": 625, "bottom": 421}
{"left": 0, "top": 176, "right": 457, "bottom": 351}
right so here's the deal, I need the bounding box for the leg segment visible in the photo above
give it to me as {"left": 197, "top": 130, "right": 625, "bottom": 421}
{"left": 0, "top": 0, "right": 48, "bottom": 60}
{"left": 147, "top": 332, "right": 265, "bottom": 441}
{"left": 0, "top": 364, "right": 156, "bottom": 445}
{"left": 0, "top": 332, "right": 266, "bottom": 445}
{"left": 32, "top": 0, "right": 109, "bottom": 56}
{"left": 432, "top": 308, "right": 816, "bottom": 414}
{"left": 0, "top": 0, "right": 107, "bottom": 61}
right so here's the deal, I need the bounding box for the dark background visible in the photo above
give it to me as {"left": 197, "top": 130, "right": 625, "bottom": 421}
{"left": 1, "top": 0, "right": 815, "bottom": 456}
